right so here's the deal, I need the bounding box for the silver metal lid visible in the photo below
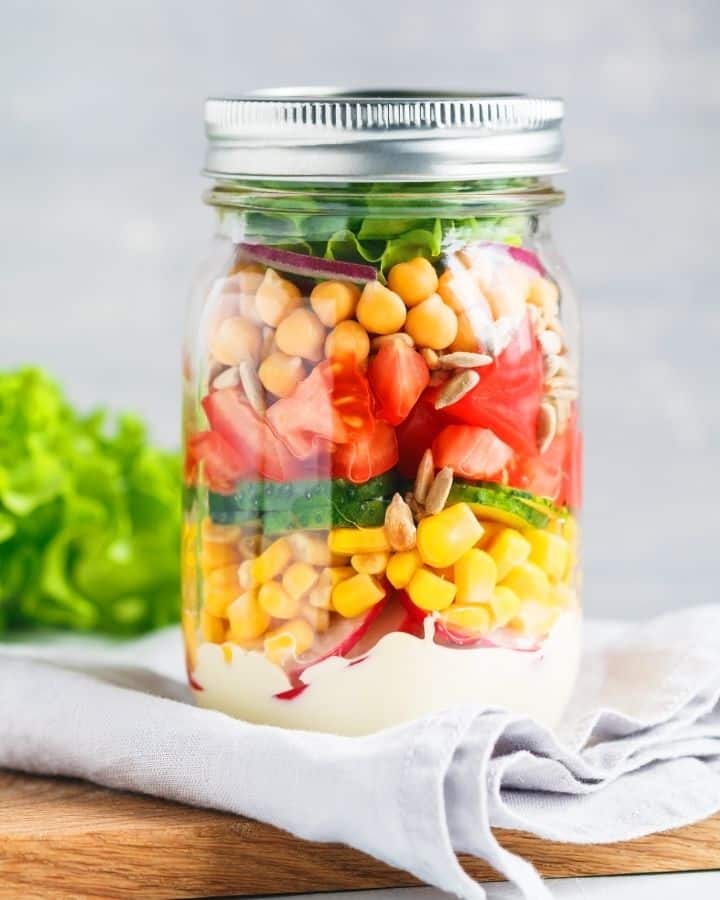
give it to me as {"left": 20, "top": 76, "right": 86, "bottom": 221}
{"left": 204, "top": 89, "right": 564, "bottom": 182}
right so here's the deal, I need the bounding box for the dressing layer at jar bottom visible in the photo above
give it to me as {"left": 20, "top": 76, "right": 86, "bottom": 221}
{"left": 192, "top": 610, "right": 580, "bottom": 735}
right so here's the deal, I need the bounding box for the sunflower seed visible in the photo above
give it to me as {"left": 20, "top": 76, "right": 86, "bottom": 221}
{"left": 437, "top": 351, "right": 493, "bottom": 369}
{"left": 413, "top": 448, "right": 435, "bottom": 504}
{"left": 371, "top": 332, "right": 415, "bottom": 351}
{"left": 261, "top": 326, "right": 276, "bottom": 357}
{"left": 434, "top": 370, "right": 480, "bottom": 409}
{"left": 421, "top": 347, "right": 440, "bottom": 369}
{"left": 537, "top": 402, "right": 558, "bottom": 453}
{"left": 424, "top": 467, "right": 454, "bottom": 515}
{"left": 238, "top": 360, "right": 266, "bottom": 414}
{"left": 212, "top": 366, "right": 241, "bottom": 390}
{"left": 543, "top": 354, "right": 564, "bottom": 379}
{"left": 538, "top": 329, "right": 563, "bottom": 356}
{"left": 384, "top": 493, "right": 417, "bottom": 551}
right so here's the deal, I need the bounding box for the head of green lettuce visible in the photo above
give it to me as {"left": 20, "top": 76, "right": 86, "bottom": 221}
{"left": 0, "top": 368, "right": 180, "bottom": 635}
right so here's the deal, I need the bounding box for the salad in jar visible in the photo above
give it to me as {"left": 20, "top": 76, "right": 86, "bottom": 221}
{"left": 182, "top": 93, "right": 581, "bottom": 735}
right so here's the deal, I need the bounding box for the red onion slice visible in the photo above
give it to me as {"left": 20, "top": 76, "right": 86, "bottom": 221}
{"left": 239, "top": 242, "right": 378, "bottom": 284}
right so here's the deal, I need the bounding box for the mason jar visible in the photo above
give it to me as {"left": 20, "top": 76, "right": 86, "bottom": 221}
{"left": 182, "top": 91, "right": 582, "bottom": 735}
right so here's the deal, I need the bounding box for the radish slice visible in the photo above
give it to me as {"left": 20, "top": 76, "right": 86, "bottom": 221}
{"left": 239, "top": 242, "right": 378, "bottom": 284}
{"left": 508, "top": 245, "right": 545, "bottom": 276}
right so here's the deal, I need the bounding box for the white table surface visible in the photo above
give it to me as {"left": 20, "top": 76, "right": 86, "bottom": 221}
{"left": 256, "top": 873, "right": 720, "bottom": 900}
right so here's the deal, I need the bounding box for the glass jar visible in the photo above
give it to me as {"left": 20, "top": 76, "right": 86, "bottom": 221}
{"left": 182, "top": 91, "right": 582, "bottom": 735}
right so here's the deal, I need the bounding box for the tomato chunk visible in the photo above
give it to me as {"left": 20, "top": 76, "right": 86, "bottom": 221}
{"left": 368, "top": 341, "right": 430, "bottom": 426}
{"left": 332, "top": 420, "right": 398, "bottom": 484}
{"left": 432, "top": 425, "right": 514, "bottom": 481}
{"left": 395, "top": 399, "right": 445, "bottom": 478}
{"left": 185, "top": 430, "right": 248, "bottom": 493}
{"left": 202, "top": 387, "right": 302, "bottom": 481}
{"left": 428, "top": 314, "right": 543, "bottom": 456}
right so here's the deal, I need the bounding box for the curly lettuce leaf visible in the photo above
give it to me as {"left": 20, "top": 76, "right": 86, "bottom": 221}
{"left": 0, "top": 368, "right": 180, "bottom": 636}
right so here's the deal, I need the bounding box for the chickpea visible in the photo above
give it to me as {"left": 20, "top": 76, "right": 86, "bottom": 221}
{"left": 437, "top": 268, "right": 483, "bottom": 313}
{"left": 258, "top": 352, "right": 305, "bottom": 398}
{"left": 275, "top": 308, "right": 326, "bottom": 361}
{"left": 324, "top": 320, "right": 370, "bottom": 363}
{"left": 404, "top": 294, "right": 458, "bottom": 350}
{"left": 210, "top": 316, "right": 262, "bottom": 366}
{"left": 310, "top": 281, "right": 360, "bottom": 327}
{"left": 449, "top": 308, "right": 487, "bottom": 353}
{"left": 356, "top": 282, "right": 407, "bottom": 335}
{"left": 255, "top": 269, "right": 302, "bottom": 327}
{"left": 226, "top": 262, "right": 266, "bottom": 295}
{"left": 387, "top": 257, "right": 438, "bottom": 306}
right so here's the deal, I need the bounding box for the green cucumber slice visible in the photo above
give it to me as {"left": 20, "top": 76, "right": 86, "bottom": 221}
{"left": 261, "top": 498, "right": 388, "bottom": 535}
{"left": 447, "top": 481, "right": 550, "bottom": 529}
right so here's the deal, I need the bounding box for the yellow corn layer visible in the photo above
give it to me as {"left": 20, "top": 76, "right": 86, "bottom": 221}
{"left": 526, "top": 529, "right": 569, "bottom": 581}
{"left": 454, "top": 548, "right": 497, "bottom": 605}
{"left": 182, "top": 608, "right": 199, "bottom": 669}
{"left": 351, "top": 551, "right": 390, "bottom": 575}
{"left": 288, "top": 531, "right": 332, "bottom": 566}
{"left": 508, "top": 601, "right": 561, "bottom": 638}
{"left": 441, "top": 604, "right": 492, "bottom": 636}
{"left": 301, "top": 603, "right": 330, "bottom": 632}
{"left": 501, "top": 561, "right": 551, "bottom": 605}
{"left": 227, "top": 590, "right": 271, "bottom": 641}
{"left": 416, "top": 503, "right": 484, "bottom": 568}
{"left": 201, "top": 609, "right": 227, "bottom": 643}
{"left": 201, "top": 540, "right": 241, "bottom": 574}
{"left": 329, "top": 526, "right": 391, "bottom": 556}
{"left": 264, "top": 618, "right": 315, "bottom": 666}
{"left": 251, "top": 537, "right": 292, "bottom": 583}
{"left": 386, "top": 549, "right": 422, "bottom": 589}
{"left": 258, "top": 580, "right": 300, "bottom": 619}
{"left": 331, "top": 572, "right": 385, "bottom": 618}
{"left": 282, "top": 562, "right": 319, "bottom": 602}
{"left": 488, "top": 528, "right": 531, "bottom": 580}
{"left": 204, "top": 564, "right": 242, "bottom": 617}
{"left": 488, "top": 585, "right": 522, "bottom": 627}
{"left": 407, "top": 567, "right": 456, "bottom": 611}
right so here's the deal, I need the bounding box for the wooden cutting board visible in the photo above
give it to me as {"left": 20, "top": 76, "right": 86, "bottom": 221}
{"left": 1, "top": 769, "right": 719, "bottom": 899}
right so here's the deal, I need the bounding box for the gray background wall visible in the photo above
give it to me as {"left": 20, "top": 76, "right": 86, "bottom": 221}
{"left": 1, "top": 0, "right": 718, "bottom": 620}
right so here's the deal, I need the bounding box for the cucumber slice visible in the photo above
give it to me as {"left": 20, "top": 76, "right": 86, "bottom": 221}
{"left": 262, "top": 498, "right": 388, "bottom": 535}
{"left": 447, "top": 482, "right": 549, "bottom": 529}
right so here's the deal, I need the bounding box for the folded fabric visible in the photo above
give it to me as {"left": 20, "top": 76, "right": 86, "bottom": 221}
{"left": 2, "top": 605, "right": 720, "bottom": 900}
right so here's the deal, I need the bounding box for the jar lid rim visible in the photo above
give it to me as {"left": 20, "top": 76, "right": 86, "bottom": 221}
{"left": 204, "top": 88, "right": 564, "bottom": 181}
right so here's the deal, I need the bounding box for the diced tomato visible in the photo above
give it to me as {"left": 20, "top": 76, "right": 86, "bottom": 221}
{"left": 202, "top": 387, "right": 302, "bottom": 481}
{"left": 185, "top": 430, "right": 248, "bottom": 493}
{"left": 368, "top": 341, "right": 430, "bottom": 426}
{"left": 432, "top": 425, "right": 514, "bottom": 481}
{"left": 427, "top": 314, "right": 544, "bottom": 456}
{"left": 332, "top": 420, "right": 398, "bottom": 484}
{"left": 395, "top": 399, "right": 445, "bottom": 478}
{"left": 508, "top": 408, "right": 583, "bottom": 508}
{"left": 327, "top": 354, "right": 375, "bottom": 437}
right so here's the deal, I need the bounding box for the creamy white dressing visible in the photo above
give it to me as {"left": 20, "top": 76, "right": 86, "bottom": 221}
{"left": 193, "top": 612, "right": 580, "bottom": 735}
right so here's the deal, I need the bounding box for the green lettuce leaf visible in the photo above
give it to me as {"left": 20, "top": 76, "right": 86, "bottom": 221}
{"left": 0, "top": 367, "right": 180, "bottom": 636}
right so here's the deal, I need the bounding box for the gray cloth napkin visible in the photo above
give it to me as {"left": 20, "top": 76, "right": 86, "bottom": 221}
{"left": 2, "top": 605, "right": 720, "bottom": 900}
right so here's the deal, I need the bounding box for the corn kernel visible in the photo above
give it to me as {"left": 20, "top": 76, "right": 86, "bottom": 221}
{"left": 282, "top": 562, "right": 319, "bottom": 601}
{"left": 454, "top": 548, "right": 497, "bottom": 605}
{"left": 258, "top": 580, "right": 300, "bottom": 619}
{"left": 508, "top": 602, "right": 561, "bottom": 638}
{"left": 307, "top": 566, "right": 354, "bottom": 608}
{"left": 264, "top": 618, "right": 315, "bottom": 666}
{"left": 204, "top": 564, "right": 242, "bottom": 617}
{"left": 251, "top": 537, "right": 292, "bottom": 583}
{"left": 488, "top": 585, "right": 522, "bottom": 627}
{"left": 201, "top": 541, "right": 240, "bottom": 573}
{"left": 350, "top": 551, "right": 390, "bottom": 575}
{"left": 328, "top": 526, "right": 391, "bottom": 556}
{"left": 475, "top": 520, "right": 504, "bottom": 549}
{"left": 407, "top": 567, "right": 456, "bottom": 611}
{"left": 331, "top": 573, "right": 385, "bottom": 618}
{"left": 487, "top": 528, "right": 531, "bottom": 580}
{"left": 526, "top": 529, "right": 569, "bottom": 580}
{"left": 549, "top": 582, "right": 576, "bottom": 609}
{"left": 562, "top": 514, "right": 578, "bottom": 546}
{"left": 201, "top": 517, "right": 243, "bottom": 544}
{"left": 501, "top": 561, "right": 551, "bottom": 605}
{"left": 310, "top": 281, "right": 360, "bottom": 326}
{"left": 386, "top": 549, "right": 422, "bottom": 589}
{"left": 387, "top": 257, "right": 438, "bottom": 307}
{"left": 441, "top": 604, "right": 492, "bottom": 635}
{"left": 301, "top": 603, "right": 330, "bottom": 632}
{"left": 201, "top": 609, "right": 227, "bottom": 643}
{"left": 227, "top": 590, "right": 271, "bottom": 641}
{"left": 237, "top": 558, "right": 255, "bottom": 590}
{"left": 416, "top": 503, "right": 484, "bottom": 568}
{"left": 287, "top": 531, "right": 332, "bottom": 566}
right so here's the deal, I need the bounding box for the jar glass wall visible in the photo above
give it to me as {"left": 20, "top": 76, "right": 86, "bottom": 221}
{"left": 181, "top": 176, "right": 582, "bottom": 735}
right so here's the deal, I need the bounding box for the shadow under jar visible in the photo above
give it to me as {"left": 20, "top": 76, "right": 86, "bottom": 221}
{"left": 182, "top": 91, "right": 582, "bottom": 735}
